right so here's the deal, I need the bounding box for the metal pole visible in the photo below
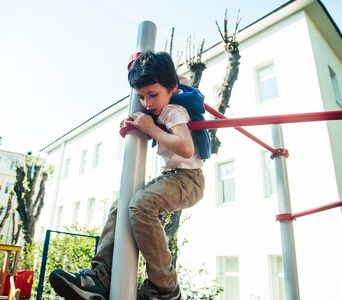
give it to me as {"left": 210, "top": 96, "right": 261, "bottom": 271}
{"left": 36, "top": 230, "right": 51, "bottom": 300}
{"left": 271, "top": 125, "right": 300, "bottom": 300}
{"left": 110, "top": 21, "right": 157, "bottom": 300}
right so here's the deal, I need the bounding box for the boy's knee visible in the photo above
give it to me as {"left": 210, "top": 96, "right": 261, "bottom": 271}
{"left": 129, "top": 191, "right": 156, "bottom": 216}
{"left": 129, "top": 193, "right": 144, "bottom": 211}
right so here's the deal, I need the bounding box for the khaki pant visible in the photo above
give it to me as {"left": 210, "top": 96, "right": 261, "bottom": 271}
{"left": 91, "top": 168, "right": 205, "bottom": 292}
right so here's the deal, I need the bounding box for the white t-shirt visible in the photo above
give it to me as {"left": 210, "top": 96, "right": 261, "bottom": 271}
{"left": 157, "top": 104, "right": 203, "bottom": 170}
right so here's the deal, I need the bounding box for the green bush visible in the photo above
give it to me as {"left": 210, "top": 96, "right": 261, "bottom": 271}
{"left": 31, "top": 224, "right": 100, "bottom": 297}
{"left": 25, "top": 223, "right": 222, "bottom": 299}
{"left": 178, "top": 263, "right": 223, "bottom": 300}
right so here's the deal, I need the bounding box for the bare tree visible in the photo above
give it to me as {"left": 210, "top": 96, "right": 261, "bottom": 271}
{"left": 209, "top": 9, "right": 241, "bottom": 154}
{"left": 12, "top": 155, "right": 53, "bottom": 252}
{"left": 185, "top": 34, "right": 206, "bottom": 88}
{"left": 0, "top": 187, "right": 14, "bottom": 232}
{"left": 155, "top": 10, "right": 241, "bottom": 270}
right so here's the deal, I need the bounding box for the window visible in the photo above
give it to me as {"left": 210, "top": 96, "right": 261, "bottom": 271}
{"left": 38, "top": 226, "right": 45, "bottom": 241}
{"left": 63, "top": 158, "right": 71, "bottom": 179}
{"left": 329, "top": 66, "right": 342, "bottom": 107}
{"left": 79, "top": 150, "right": 88, "bottom": 173}
{"left": 269, "top": 255, "right": 285, "bottom": 300}
{"left": 218, "top": 256, "right": 240, "bottom": 300}
{"left": 93, "top": 143, "right": 102, "bottom": 168}
{"left": 1, "top": 207, "right": 7, "bottom": 218}
{"left": 4, "top": 183, "right": 13, "bottom": 194}
{"left": 72, "top": 201, "right": 81, "bottom": 224}
{"left": 86, "top": 198, "right": 95, "bottom": 224}
{"left": 257, "top": 63, "right": 279, "bottom": 102}
{"left": 218, "top": 161, "right": 236, "bottom": 205}
{"left": 6, "top": 156, "right": 17, "bottom": 170}
{"left": 262, "top": 151, "right": 276, "bottom": 197}
{"left": 55, "top": 206, "right": 63, "bottom": 229}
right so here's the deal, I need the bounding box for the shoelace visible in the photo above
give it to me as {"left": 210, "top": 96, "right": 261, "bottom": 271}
{"left": 80, "top": 267, "right": 97, "bottom": 278}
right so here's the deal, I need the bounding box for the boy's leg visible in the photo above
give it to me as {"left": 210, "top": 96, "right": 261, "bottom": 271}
{"left": 49, "top": 200, "right": 118, "bottom": 300}
{"left": 91, "top": 200, "right": 118, "bottom": 289}
{"left": 130, "top": 168, "right": 204, "bottom": 295}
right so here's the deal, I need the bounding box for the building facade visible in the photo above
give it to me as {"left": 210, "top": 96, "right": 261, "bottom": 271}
{"left": 0, "top": 150, "right": 24, "bottom": 243}
{"left": 38, "top": 0, "right": 342, "bottom": 299}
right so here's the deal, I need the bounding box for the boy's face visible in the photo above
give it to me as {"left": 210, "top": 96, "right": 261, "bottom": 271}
{"left": 134, "top": 83, "right": 177, "bottom": 115}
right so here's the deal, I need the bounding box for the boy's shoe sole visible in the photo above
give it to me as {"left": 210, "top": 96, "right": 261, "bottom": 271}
{"left": 49, "top": 270, "right": 107, "bottom": 300}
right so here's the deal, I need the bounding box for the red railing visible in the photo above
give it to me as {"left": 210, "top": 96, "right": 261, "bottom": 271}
{"left": 276, "top": 200, "right": 342, "bottom": 221}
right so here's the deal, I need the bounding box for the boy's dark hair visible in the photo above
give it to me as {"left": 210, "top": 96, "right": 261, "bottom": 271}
{"left": 128, "top": 50, "right": 179, "bottom": 91}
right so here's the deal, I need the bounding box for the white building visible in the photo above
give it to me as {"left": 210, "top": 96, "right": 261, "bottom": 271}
{"left": 38, "top": 0, "right": 342, "bottom": 299}
{"left": 0, "top": 150, "right": 24, "bottom": 244}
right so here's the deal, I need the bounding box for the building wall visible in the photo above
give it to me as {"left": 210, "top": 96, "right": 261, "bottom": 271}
{"left": 307, "top": 10, "right": 342, "bottom": 199}
{"left": 36, "top": 104, "right": 128, "bottom": 237}
{"left": 0, "top": 150, "right": 24, "bottom": 243}
{"left": 177, "top": 9, "right": 342, "bottom": 300}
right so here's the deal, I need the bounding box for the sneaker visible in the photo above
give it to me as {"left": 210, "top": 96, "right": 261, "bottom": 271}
{"left": 49, "top": 267, "right": 109, "bottom": 300}
{"left": 137, "top": 278, "right": 181, "bottom": 300}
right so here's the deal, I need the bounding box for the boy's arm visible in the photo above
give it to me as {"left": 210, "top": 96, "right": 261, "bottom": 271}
{"left": 126, "top": 112, "right": 194, "bottom": 158}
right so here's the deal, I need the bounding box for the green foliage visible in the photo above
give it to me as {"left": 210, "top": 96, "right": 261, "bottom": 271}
{"left": 178, "top": 263, "right": 223, "bottom": 300}
{"left": 31, "top": 224, "right": 100, "bottom": 296}
{"left": 20, "top": 218, "right": 222, "bottom": 300}
{"left": 137, "top": 213, "right": 223, "bottom": 299}
{"left": 20, "top": 242, "right": 36, "bottom": 271}
{"left": 12, "top": 154, "right": 54, "bottom": 249}
{"left": 137, "top": 259, "right": 223, "bottom": 300}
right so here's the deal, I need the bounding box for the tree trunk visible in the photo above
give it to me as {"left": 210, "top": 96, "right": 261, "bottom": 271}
{"left": 0, "top": 190, "right": 13, "bottom": 231}
{"left": 189, "top": 62, "right": 206, "bottom": 89}
{"left": 12, "top": 155, "right": 52, "bottom": 269}
{"left": 209, "top": 47, "right": 240, "bottom": 154}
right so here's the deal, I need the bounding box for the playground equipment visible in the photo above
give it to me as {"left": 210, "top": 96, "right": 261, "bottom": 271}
{"left": 110, "top": 21, "right": 157, "bottom": 300}
{"left": 31, "top": 20, "right": 341, "bottom": 300}
{"left": 0, "top": 244, "right": 22, "bottom": 300}
{"left": 114, "top": 20, "right": 342, "bottom": 300}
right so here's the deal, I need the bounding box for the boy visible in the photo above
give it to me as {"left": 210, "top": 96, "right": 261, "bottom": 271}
{"left": 49, "top": 50, "right": 210, "bottom": 300}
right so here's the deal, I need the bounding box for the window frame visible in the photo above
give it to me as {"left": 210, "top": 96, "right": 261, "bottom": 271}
{"left": 255, "top": 61, "right": 279, "bottom": 103}
{"left": 72, "top": 201, "right": 81, "bottom": 224}
{"left": 216, "top": 160, "right": 236, "bottom": 206}
{"left": 86, "top": 197, "right": 96, "bottom": 225}
{"left": 4, "top": 183, "right": 13, "bottom": 194}
{"left": 268, "top": 255, "right": 285, "bottom": 300}
{"left": 217, "top": 256, "right": 240, "bottom": 300}
{"left": 55, "top": 206, "right": 63, "bottom": 229}
{"left": 63, "top": 158, "right": 71, "bottom": 179}
{"left": 93, "top": 142, "right": 102, "bottom": 168}
{"left": 79, "top": 150, "right": 88, "bottom": 173}
{"left": 329, "top": 66, "right": 342, "bottom": 108}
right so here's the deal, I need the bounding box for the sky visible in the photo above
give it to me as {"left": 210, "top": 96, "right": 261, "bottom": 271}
{"left": 0, "top": 0, "right": 341, "bottom": 156}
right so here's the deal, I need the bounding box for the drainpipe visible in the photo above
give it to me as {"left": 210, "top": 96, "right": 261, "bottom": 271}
{"left": 49, "top": 141, "right": 66, "bottom": 229}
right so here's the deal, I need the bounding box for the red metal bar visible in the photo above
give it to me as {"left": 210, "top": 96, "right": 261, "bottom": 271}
{"left": 204, "top": 104, "right": 277, "bottom": 154}
{"left": 127, "top": 52, "right": 142, "bottom": 70}
{"left": 187, "top": 110, "right": 342, "bottom": 130}
{"left": 276, "top": 200, "right": 342, "bottom": 221}
{"left": 291, "top": 200, "right": 342, "bottom": 219}
{"left": 120, "top": 110, "right": 342, "bottom": 138}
